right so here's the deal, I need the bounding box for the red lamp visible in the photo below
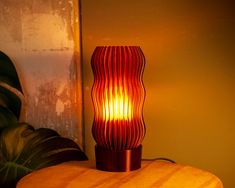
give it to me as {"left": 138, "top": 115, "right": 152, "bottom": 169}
{"left": 91, "top": 46, "right": 146, "bottom": 171}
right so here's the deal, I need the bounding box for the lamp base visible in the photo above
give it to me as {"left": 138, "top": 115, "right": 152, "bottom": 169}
{"left": 95, "top": 145, "right": 142, "bottom": 172}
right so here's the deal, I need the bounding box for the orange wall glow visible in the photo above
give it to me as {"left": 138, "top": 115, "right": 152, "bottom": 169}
{"left": 82, "top": 0, "right": 235, "bottom": 187}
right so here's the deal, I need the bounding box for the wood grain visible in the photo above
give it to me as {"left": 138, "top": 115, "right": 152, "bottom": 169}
{"left": 17, "top": 160, "right": 223, "bottom": 188}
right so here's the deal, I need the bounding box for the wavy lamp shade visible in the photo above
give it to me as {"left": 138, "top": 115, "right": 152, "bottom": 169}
{"left": 91, "top": 46, "right": 146, "bottom": 171}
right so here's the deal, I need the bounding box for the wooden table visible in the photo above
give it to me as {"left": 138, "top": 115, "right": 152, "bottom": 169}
{"left": 17, "top": 160, "right": 223, "bottom": 188}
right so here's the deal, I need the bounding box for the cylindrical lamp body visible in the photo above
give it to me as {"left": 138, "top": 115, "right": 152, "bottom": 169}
{"left": 91, "top": 46, "right": 145, "bottom": 171}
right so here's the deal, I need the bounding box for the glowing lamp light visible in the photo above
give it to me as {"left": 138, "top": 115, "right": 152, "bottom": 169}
{"left": 91, "top": 46, "right": 146, "bottom": 171}
{"left": 103, "top": 86, "right": 132, "bottom": 121}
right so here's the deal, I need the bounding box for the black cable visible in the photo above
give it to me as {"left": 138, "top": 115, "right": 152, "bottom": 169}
{"left": 142, "top": 157, "right": 176, "bottom": 163}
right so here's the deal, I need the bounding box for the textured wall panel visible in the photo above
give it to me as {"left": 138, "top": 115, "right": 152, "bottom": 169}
{"left": 0, "top": 0, "right": 83, "bottom": 148}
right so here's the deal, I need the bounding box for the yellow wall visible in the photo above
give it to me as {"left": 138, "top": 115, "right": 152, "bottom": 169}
{"left": 81, "top": 0, "right": 235, "bottom": 187}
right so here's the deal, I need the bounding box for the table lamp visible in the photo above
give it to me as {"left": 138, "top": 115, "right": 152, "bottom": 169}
{"left": 91, "top": 46, "right": 146, "bottom": 171}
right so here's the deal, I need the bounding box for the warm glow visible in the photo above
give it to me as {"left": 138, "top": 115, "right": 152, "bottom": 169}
{"left": 91, "top": 46, "right": 145, "bottom": 150}
{"left": 103, "top": 88, "right": 132, "bottom": 121}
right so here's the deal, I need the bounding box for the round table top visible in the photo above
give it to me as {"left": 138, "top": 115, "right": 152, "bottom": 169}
{"left": 17, "top": 160, "right": 223, "bottom": 188}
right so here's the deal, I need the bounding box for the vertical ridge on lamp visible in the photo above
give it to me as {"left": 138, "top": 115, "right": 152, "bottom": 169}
{"left": 91, "top": 46, "right": 145, "bottom": 152}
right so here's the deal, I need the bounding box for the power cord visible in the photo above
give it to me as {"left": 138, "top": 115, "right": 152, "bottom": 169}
{"left": 142, "top": 157, "right": 176, "bottom": 163}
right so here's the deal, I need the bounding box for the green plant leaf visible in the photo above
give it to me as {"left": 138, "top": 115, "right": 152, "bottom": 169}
{"left": 0, "top": 84, "right": 24, "bottom": 119}
{"left": 0, "top": 51, "right": 22, "bottom": 92}
{"left": 0, "top": 123, "right": 88, "bottom": 188}
{"left": 0, "top": 106, "right": 17, "bottom": 134}
{"left": 0, "top": 51, "right": 24, "bottom": 120}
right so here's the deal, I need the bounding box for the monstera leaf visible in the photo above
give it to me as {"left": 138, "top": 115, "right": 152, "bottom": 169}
{"left": 0, "top": 51, "right": 22, "bottom": 92}
{"left": 0, "top": 51, "right": 88, "bottom": 188}
{"left": 0, "top": 106, "right": 17, "bottom": 133}
{"left": 0, "top": 123, "right": 88, "bottom": 188}
{"left": 0, "top": 51, "right": 24, "bottom": 120}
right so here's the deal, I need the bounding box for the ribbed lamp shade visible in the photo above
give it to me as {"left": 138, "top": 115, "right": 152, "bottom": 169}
{"left": 91, "top": 46, "right": 146, "bottom": 171}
